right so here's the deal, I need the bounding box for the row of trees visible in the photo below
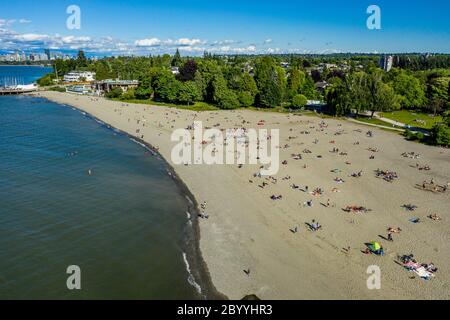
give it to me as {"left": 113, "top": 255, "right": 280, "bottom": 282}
{"left": 326, "top": 68, "right": 450, "bottom": 117}
{"left": 326, "top": 71, "right": 399, "bottom": 116}
{"left": 102, "top": 54, "right": 316, "bottom": 109}
{"left": 41, "top": 50, "right": 449, "bottom": 116}
{"left": 430, "top": 112, "right": 450, "bottom": 146}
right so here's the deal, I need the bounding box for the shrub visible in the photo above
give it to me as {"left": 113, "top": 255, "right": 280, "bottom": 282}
{"left": 291, "top": 94, "right": 308, "bottom": 108}
{"left": 217, "top": 90, "right": 239, "bottom": 109}
{"left": 238, "top": 91, "right": 255, "bottom": 107}
{"left": 105, "top": 87, "right": 123, "bottom": 99}
{"left": 415, "top": 132, "right": 425, "bottom": 141}
{"left": 403, "top": 129, "right": 425, "bottom": 142}
{"left": 135, "top": 86, "right": 153, "bottom": 100}
{"left": 177, "top": 81, "right": 200, "bottom": 105}
{"left": 37, "top": 73, "right": 55, "bottom": 87}
{"left": 120, "top": 89, "right": 136, "bottom": 101}
{"left": 403, "top": 129, "right": 416, "bottom": 140}
{"left": 49, "top": 86, "right": 66, "bottom": 92}
{"left": 430, "top": 124, "right": 450, "bottom": 146}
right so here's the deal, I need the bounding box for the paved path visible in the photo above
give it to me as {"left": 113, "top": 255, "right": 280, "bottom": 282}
{"left": 346, "top": 118, "right": 406, "bottom": 132}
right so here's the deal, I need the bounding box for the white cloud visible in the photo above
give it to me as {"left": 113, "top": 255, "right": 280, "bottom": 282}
{"left": 19, "top": 19, "right": 32, "bottom": 24}
{"left": 172, "top": 38, "right": 205, "bottom": 46}
{"left": 61, "top": 36, "right": 92, "bottom": 44}
{"left": 13, "top": 33, "right": 49, "bottom": 42}
{"left": 0, "top": 19, "right": 16, "bottom": 27}
{"left": 135, "top": 38, "right": 162, "bottom": 47}
{"left": 0, "top": 25, "right": 345, "bottom": 56}
{"left": 264, "top": 38, "right": 273, "bottom": 44}
{"left": 135, "top": 37, "right": 206, "bottom": 47}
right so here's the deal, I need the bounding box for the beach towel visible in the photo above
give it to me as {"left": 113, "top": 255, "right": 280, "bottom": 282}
{"left": 414, "top": 266, "right": 434, "bottom": 280}
{"left": 403, "top": 261, "right": 421, "bottom": 271}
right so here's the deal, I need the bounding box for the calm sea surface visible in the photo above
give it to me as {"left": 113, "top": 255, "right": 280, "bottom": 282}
{"left": 0, "top": 66, "right": 209, "bottom": 299}
{"left": 0, "top": 65, "right": 52, "bottom": 87}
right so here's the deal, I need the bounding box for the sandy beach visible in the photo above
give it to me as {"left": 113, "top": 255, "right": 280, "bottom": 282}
{"left": 34, "top": 91, "right": 450, "bottom": 300}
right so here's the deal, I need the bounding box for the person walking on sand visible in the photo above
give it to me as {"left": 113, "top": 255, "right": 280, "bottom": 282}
{"left": 387, "top": 232, "right": 393, "bottom": 242}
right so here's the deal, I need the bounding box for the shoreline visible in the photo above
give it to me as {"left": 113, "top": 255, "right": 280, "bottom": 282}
{"left": 28, "top": 91, "right": 450, "bottom": 300}
{"left": 46, "top": 97, "right": 227, "bottom": 300}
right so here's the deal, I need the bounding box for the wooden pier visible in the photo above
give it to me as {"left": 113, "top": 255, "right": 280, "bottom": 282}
{"left": 0, "top": 88, "right": 38, "bottom": 95}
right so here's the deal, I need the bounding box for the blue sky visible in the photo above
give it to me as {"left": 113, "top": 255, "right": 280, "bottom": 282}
{"left": 1, "top": 0, "right": 449, "bottom": 55}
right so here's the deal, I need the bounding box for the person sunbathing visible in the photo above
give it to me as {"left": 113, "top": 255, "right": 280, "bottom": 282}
{"left": 334, "top": 177, "right": 345, "bottom": 183}
{"left": 387, "top": 227, "right": 402, "bottom": 234}
{"left": 422, "top": 263, "right": 438, "bottom": 273}
{"left": 303, "top": 200, "right": 313, "bottom": 207}
{"left": 344, "top": 206, "right": 370, "bottom": 214}
{"left": 350, "top": 171, "right": 363, "bottom": 178}
{"left": 428, "top": 213, "right": 442, "bottom": 221}
{"left": 310, "top": 220, "right": 322, "bottom": 231}
{"left": 403, "top": 204, "right": 418, "bottom": 211}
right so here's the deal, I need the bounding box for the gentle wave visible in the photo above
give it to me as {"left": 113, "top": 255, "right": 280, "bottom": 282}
{"left": 182, "top": 252, "right": 202, "bottom": 296}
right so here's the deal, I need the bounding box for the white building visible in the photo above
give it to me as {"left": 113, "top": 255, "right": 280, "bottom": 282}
{"left": 64, "top": 71, "right": 96, "bottom": 83}
{"left": 380, "top": 55, "right": 394, "bottom": 72}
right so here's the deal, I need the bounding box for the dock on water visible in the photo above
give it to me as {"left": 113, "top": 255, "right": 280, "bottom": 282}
{"left": 0, "top": 85, "right": 38, "bottom": 95}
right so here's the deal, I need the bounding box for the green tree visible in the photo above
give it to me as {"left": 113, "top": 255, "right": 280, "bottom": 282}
{"left": 287, "top": 68, "right": 305, "bottom": 99}
{"left": 426, "top": 77, "right": 450, "bottom": 112}
{"left": 430, "top": 124, "right": 450, "bottom": 146}
{"left": 154, "top": 72, "right": 181, "bottom": 103}
{"left": 195, "top": 59, "right": 221, "bottom": 102}
{"left": 135, "top": 86, "right": 153, "bottom": 100}
{"left": 105, "top": 87, "right": 123, "bottom": 99}
{"left": 177, "top": 81, "right": 200, "bottom": 105}
{"left": 217, "top": 90, "right": 239, "bottom": 109}
{"left": 211, "top": 74, "right": 239, "bottom": 109}
{"left": 393, "top": 72, "right": 425, "bottom": 109}
{"left": 366, "top": 73, "right": 400, "bottom": 117}
{"left": 76, "top": 50, "right": 88, "bottom": 68}
{"left": 37, "top": 73, "right": 55, "bottom": 86}
{"left": 171, "top": 49, "right": 182, "bottom": 67}
{"left": 121, "top": 89, "right": 136, "bottom": 100}
{"left": 300, "top": 74, "right": 317, "bottom": 100}
{"left": 326, "top": 82, "right": 352, "bottom": 116}
{"left": 291, "top": 94, "right": 308, "bottom": 108}
{"left": 237, "top": 73, "right": 258, "bottom": 106}
{"left": 238, "top": 91, "right": 255, "bottom": 107}
{"left": 254, "top": 57, "right": 283, "bottom": 108}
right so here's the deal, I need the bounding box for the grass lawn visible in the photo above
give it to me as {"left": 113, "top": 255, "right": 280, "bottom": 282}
{"left": 111, "top": 98, "right": 319, "bottom": 115}
{"left": 112, "top": 98, "right": 219, "bottom": 111}
{"left": 380, "top": 110, "right": 443, "bottom": 129}
{"left": 355, "top": 116, "right": 394, "bottom": 127}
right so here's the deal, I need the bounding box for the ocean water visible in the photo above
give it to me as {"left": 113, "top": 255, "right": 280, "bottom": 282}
{"left": 0, "top": 67, "right": 213, "bottom": 299}
{"left": 0, "top": 65, "right": 52, "bottom": 87}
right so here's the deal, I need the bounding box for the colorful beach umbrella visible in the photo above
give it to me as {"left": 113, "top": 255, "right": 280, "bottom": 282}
{"left": 369, "top": 242, "right": 381, "bottom": 251}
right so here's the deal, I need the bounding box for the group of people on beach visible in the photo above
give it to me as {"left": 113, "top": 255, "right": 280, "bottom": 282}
{"left": 104, "top": 100, "right": 446, "bottom": 284}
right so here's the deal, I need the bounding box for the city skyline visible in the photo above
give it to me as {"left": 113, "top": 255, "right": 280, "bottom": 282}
{"left": 1, "top": 0, "right": 449, "bottom": 56}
